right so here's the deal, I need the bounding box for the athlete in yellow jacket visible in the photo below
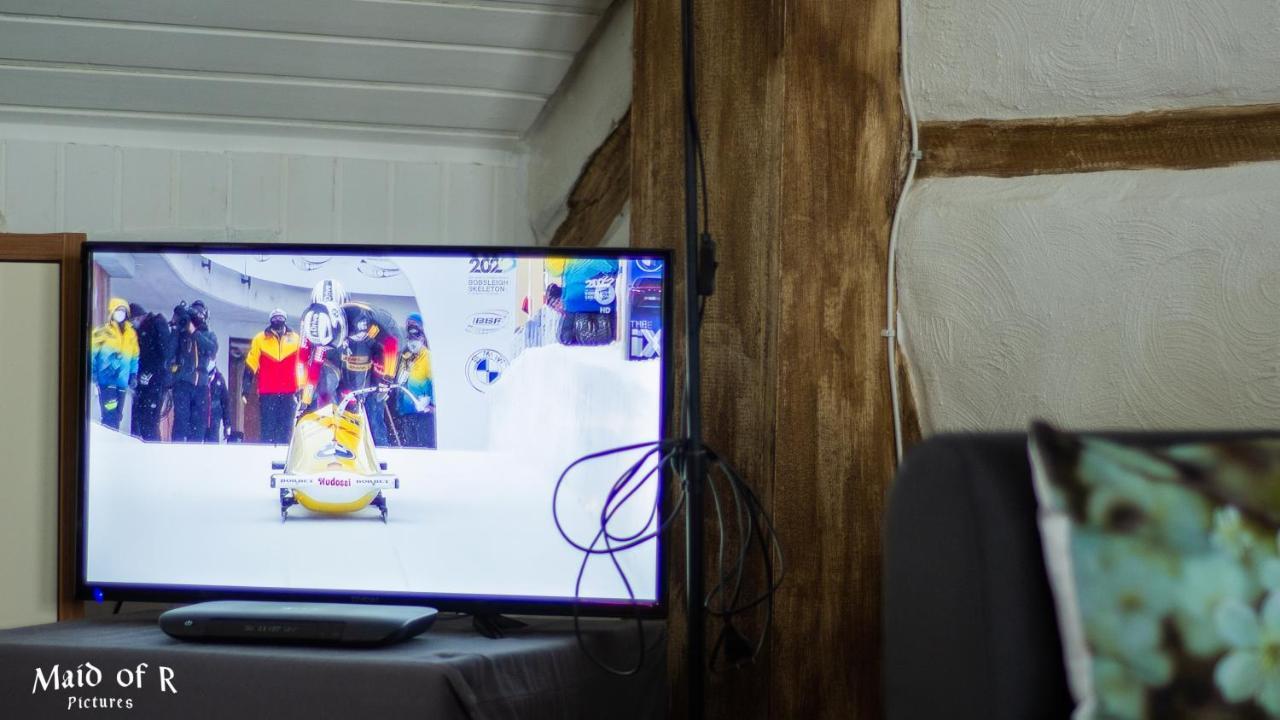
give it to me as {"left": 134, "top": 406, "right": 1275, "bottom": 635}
{"left": 90, "top": 298, "right": 139, "bottom": 430}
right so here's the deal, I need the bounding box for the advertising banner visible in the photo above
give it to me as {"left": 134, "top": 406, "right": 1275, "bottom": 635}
{"left": 626, "top": 258, "right": 664, "bottom": 361}
{"left": 399, "top": 253, "right": 519, "bottom": 451}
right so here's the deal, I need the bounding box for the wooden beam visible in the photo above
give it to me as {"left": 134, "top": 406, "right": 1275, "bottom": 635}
{"left": 632, "top": 1, "right": 903, "bottom": 718}
{"left": 0, "top": 233, "right": 65, "bottom": 262}
{"left": 772, "top": 0, "right": 901, "bottom": 716}
{"left": 550, "top": 109, "right": 632, "bottom": 248}
{"left": 58, "top": 234, "right": 86, "bottom": 620}
{"left": 919, "top": 103, "right": 1280, "bottom": 178}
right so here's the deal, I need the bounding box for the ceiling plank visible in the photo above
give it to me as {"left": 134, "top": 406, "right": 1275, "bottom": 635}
{"left": 919, "top": 103, "right": 1280, "bottom": 178}
{"left": 0, "top": 0, "right": 602, "bottom": 53}
{"left": 0, "top": 63, "right": 545, "bottom": 133}
{"left": 0, "top": 15, "right": 573, "bottom": 95}
{"left": 0, "top": 104, "right": 522, "bottom": 151}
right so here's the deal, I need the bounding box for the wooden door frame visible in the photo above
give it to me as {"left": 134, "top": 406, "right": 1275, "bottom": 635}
{"left": 0, "top": 233, "right": 87, "bottom": 621}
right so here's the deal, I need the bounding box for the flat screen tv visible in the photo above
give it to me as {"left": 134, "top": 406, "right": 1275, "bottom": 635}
{"left": 77, "top": 242, "right": 671, "bottom": 617}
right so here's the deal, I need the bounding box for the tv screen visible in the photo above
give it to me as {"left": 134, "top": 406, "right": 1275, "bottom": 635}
{"left": 78, "top": 243, "right": 669, "bottom": 615}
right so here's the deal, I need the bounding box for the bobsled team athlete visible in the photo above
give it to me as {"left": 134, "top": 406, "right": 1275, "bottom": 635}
{"left": 242, "top": 308, "right": 302, "bottom": 445}
{"left": 297, "top": 281, "right": 402, "bottom": 445}
{"left": 297, "top": 301, "right": 347, "bottom": 412}
{"left": 546, "top": 257, "right": 620, "bottom": 346}
{"left": 127, "top": 302, "right": 171, "bottom": 441}
{"left": 170, "top": 300, "right": 219, "bottom": 442}
{"left": 393, "top": 313, "right": 436, "bottom": 448}
{"left": 342, "top": 299, "right": 401, "bottom": 446}
{"left": 90, "top": 298, "right": 139, "bottom": 431}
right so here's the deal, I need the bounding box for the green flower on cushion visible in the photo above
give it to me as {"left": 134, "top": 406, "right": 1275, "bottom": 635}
{"left": 1214, "top": 592, "right": 1280, "bottom": 715}
{"left": 1176, "top": 554, "right": 1254, "bottom": 657}
{"left": 1265, "top": 533, "right": 1280, "bottom": 591}
{"left": 1073, "top": 531, "right": 1176, "bottom": 685}
{"left": 1082, "top": 471, "right": 1212, "bottom": 553}
{"left": 1093, "top": 656, "right": 1148, "bottom": 720}
{"left": 1214, "top": 507, "right": 1259, "bottom": 560}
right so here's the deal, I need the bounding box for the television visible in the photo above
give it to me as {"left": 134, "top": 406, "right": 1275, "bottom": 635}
{"left": 77, "top": 242, "right": 671, "bottom": 618}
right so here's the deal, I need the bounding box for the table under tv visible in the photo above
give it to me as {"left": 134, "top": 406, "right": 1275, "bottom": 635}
{"left": 0, "top": 611, "right": 665, "bottom": 719}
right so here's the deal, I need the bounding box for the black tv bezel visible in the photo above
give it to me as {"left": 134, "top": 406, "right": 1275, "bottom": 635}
{"left": 75, "top": 240, "right": 674, "bottom": 619}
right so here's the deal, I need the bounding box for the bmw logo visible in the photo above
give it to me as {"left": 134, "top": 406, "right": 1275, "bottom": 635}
{"left": 466, "top": 349, "right": 509, "bottom": 392}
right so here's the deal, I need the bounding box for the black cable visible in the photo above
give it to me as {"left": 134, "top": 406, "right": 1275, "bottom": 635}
{"left": 566, "top": 450, "right": 687, "bottom": 675}
{"left": 554, "top": 0, "right": 786, "bottom": 683}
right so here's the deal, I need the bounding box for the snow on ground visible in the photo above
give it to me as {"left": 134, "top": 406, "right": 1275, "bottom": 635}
{"left": 84, "top": 343, "right": 665, "bottom": 605}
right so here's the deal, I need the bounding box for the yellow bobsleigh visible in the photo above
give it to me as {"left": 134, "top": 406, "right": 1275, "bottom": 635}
{"left": 270, "top": 386, "right": 404, "bottom": 522}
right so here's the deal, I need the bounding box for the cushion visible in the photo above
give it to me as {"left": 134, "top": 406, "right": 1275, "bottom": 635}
{"left": 1029, "top": 421, "right": 1280, "bottom": 719}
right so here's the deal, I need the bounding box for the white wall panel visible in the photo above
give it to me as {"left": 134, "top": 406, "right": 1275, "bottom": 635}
{"left": 391, "top": 162, "right": 445, "bottom": 246}
{"left": 445, "top": 164, "right": 495, "bottom": 245}
{"left": 338, "top": 158, "right": 391, "bottom": 245}
{"left": 176, "top": 151, "right": 228, "bottom": 228}
{"left": 0, "top": 136, "right": 527, "bottom": 247}
{"left": 284, "top": 155, "right": 335, "bottom": 244}
{"left": 120, "top": 147, "right": 173, "bottom": 229}
{"left": 2, "top": 140, "right": 58, "bottom": 232}
{"left": 63, "top": 144, "right": 118, "bottom": 232}
{"left": 227, "top": 152, "right": 283, "bottom": 231}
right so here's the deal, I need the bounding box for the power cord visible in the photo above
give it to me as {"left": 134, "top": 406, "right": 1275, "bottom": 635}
{"left": 886, "top": 0, "right": 921, "bottom": 463}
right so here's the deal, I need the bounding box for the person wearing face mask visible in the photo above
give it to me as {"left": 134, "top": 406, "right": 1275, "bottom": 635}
{"left": 170, "top": 300, "right": 219, "bottom": 442}
{"left": 91, "top": 298, "right": 139, "bottom": 431}
{"left": 393, "top": 313, "right": 436, "bottom": 448}
{"left": 242, "top": 308, "right": 302, "bottom": 445}
{"left": 128, "top": 302, "right": 172, "bottom": 441}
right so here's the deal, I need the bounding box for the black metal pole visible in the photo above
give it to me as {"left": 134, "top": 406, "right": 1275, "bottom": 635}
{"left": 680, "top": 0, "right": 705, "bottom": 717}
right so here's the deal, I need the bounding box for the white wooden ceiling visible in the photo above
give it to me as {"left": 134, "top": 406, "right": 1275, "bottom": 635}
{"left": 0, "top": 0, "right": 613, "bottom": 148}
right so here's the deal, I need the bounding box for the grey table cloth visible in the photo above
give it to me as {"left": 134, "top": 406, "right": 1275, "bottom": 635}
{"left": 0, "top": 612, "right": 665, "bottom": 719}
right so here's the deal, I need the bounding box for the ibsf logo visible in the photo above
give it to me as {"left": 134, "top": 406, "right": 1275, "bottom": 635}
{"left": 317, "top": 476, "right": 351, "bottom": 487}
{"left": 466, "top": 310, "right": 509, "bottom": 335}
{"left": 466, "top": 349, "right": 509, "bottom": 392}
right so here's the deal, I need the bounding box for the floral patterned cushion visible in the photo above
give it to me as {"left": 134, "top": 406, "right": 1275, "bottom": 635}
{"left": 1029, "top": 422, "right": 1280, "bottom": 719}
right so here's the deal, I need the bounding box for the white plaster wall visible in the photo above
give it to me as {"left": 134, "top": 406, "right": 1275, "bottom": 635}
{"left": 907, "top": 0, "right": 1280, "bottom": 120}
{"left": 897, "top": 162, "right": 1280, "bottom": 433}
{"left": 0, "top": 123, "right": 533, "bottom": 246}
{"left": 524, "top": 0, "right": 632, "bottom": 241}
{"left": 0, "top": 263, "right": 58, "bottom": 628}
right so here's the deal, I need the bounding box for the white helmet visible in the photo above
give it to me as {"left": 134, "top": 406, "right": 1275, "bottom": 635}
{"left": 311, "top": 279, "right": 349, "bottom": 307}
{"left": 301, "top": 302, "right": 345, "bottom": 347}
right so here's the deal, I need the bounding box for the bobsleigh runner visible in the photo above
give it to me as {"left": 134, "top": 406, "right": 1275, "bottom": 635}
{"left": 271, "top": 385, "right": 420, "bottom": 523}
